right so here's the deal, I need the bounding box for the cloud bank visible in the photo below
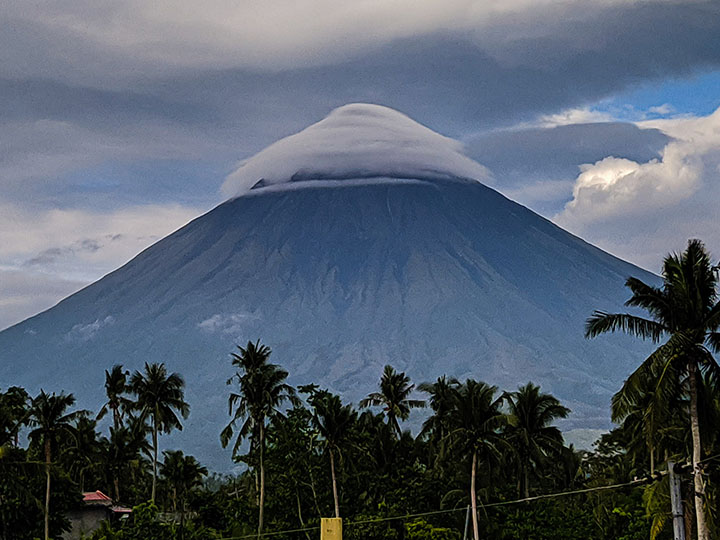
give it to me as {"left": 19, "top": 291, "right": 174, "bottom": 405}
{"left": 222, "top": 104, "right": 490, "bottom": 197}
{"left": 555, "top": 107, "right": 720, "bottom": 269}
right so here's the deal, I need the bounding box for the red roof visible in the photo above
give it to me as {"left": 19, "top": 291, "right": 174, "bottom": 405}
{"left": 83, "top": 491, "right": 112, "bottom": 504}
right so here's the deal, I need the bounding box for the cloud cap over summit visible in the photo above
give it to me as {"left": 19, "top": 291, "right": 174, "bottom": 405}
{"left": 221, "top": 103, "right": 490, "bottom": 198}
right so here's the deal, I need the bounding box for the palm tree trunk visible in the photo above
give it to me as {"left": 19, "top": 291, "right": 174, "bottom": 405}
{"left": 44, "top": 439, "right": 51, "bottom": 540}
{"left": 180, "top": 499, "right": 186, "bottom": 540}
{"left": 152, "top": 415, "right": 158, "bottom": 503}
{"left": 295, "top": 488, "right": 312, "bottom": 540}
{"left": 688, "top": 359, "right": 709, "bottom": 540}
{"left": 523, "top": 462, "right": 529, "bottom": 499}
{"left": 470, "top": 450, "right": 479, "bottom": 540}
{"left": 114, "top": 475, "right": 121, "bottom": 502}
{"left": 113, "top": 404, "right": 121, "bottom": 430}
{"left": 649, "top": 443, "right": 655, "bottom": 476}
{"left": 258, "top": 422, "right": 265, "bottom": 537}
{"left": 330, "top": 448, "right": 340, "bottom": 518}
{"left": 391, "top": 414, "right": 401, "bottom": 438}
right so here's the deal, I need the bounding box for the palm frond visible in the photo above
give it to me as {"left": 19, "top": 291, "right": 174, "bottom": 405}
{"left": 585, "top": 311, "right": 667, "bottom": 341}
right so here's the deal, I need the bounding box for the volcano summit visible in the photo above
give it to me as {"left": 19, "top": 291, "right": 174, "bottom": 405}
{"left": 0, "top": 104, "right": 653, "bottom": 468}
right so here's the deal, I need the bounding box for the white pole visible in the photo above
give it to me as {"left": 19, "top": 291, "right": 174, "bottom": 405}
{"left": 668, "top": 461, "right": 686, "bottom": 540}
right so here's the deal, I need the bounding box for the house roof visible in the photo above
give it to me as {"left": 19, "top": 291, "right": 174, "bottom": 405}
{"left": 82, "top": 491, "right": 112, "bottom": 505}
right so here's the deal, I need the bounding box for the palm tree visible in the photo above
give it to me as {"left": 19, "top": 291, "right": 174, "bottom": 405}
{"left": 27, "top": 390, "right": 83, "bottom": 540}
{"left": 446, "top": 380, "right": 505, "bottom": 540}
{"left": 418, "top": 376, "right": 460, "bottom": 442}
{"left": 130, "top": 362, "right": 189, "bottom": 503}
{"left": 97, "top": 364, "right": 133, "bottom": 430}
{"left": 503, "top": 382, "right": 570, "bottom": 498}
{"left": 160, "top": 450, "right": 207, "bottom": 538}
{"left": 220, "top": 340, "right": 297, "bottom": 536}
{"left": 586, "top": 239, "right": 720, "bottom": 540}
{"left": 61, "top": 415, "right": 102, "bottom": 492}
{"left": 359, "top": 365, "right": 425, "bottom": 436}
{"left": 0, "top": 386, "right": 30, "bottom": 448}
{"left": 310, "top": 392, "right": 357, "bottom": 518}
{"left": 106, "top": 422, "right": 151, "bottom": 502}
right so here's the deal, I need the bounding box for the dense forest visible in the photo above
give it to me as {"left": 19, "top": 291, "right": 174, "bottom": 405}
{"left": 2, "top": 239, "right": 720, "bottom": 540}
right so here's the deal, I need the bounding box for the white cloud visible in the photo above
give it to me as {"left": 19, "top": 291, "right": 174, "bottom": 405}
{"left": 222, "top": 103, "right": 490, "bottom": 197}
{"left": 0, "top": 201, "right": 203, "bottom": 328}
{"left": 648, "top": 103, "right": 674, "bottom": 116}
{"left": 198, "top": 312, "right": 260, "bottom": 335}
{"left": 66, "top": 315, "right": 115, "bottom": 342}
{"left": 555, "top": 107, "right": 720, "bottom": 270}
{"left": 0, "top": 269, "right": 87, "bottom": 331}
{"left": 0, "top": 202, "right": 202, "bottom": 283}
{"left": 536, "top": 108, "right": 614, "bottom": 128}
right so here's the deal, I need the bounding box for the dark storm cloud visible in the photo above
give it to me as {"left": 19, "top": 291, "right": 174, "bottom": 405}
{"left": 466, "top": 122, "right": 671, "bottom": 183}
{"left": 0, "top": 1, "right": 719, "bottom": 213}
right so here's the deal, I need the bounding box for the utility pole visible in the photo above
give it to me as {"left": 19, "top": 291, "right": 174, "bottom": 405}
{"left": 462, "top": 505, "right": 470, "bottom": 540}
{"left": 668, "top": 461, "right": 686, "bottom": 540}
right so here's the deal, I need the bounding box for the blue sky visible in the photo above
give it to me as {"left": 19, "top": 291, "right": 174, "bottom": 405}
{"left": 1, "top": 0, "right": 720, "bottom": 329}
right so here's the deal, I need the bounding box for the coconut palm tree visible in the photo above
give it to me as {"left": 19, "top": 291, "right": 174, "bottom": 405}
{"left": 418, "top": 376, "right": 460, "bottom": 442}
{"left": 360, "top": 365, "right": 425, "bottom": 436}
{"left": 97, "top": 364, "right": 133, "bottom": 430}
{"left": 105, "top": 421, "right": 151, "bottom": 502}
{"left": 130, "top": 362, "right": 189, "bottom": 503}
{"left": 220, "top": 340, "right": 297, "bottom": 536}
{"left": 503, "top": 382, "right": 569, "bottom": 498}
{"left": 27, "top": 390, "right": 83, "bottom": 540}
{"left": 61, "top": 415, "right": 103, "bottom": 492}
{"left": 160, "top": 450, "right": 207, "bottom": 538}
{"left": 310, "top": 392, "right": 357, "bottom": 518}
{"left": 0, "top": 386, "right": 29, "bottom": 448}
{"left": 446, "top": 380, "right": 506, "bottom": 540}
{"left": 586, "top": 239, "right": 720, "bottom": 540}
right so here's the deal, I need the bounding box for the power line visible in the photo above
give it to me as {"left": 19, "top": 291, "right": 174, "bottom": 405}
{"left": 219, "top": 524, "right": 320, "bottom": 539}
{"left": 698, "top": 453, "right": 720, "bottom": 465}
{"left": 480, "top": 475, "right": 661, "bottom": 509}
{"left": 218, "top": 475, "right": 659, "bottom": 539}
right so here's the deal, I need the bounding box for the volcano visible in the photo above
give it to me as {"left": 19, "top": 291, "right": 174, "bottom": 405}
{"left": 0, "top": 104, "right": 653, "bottom": 468}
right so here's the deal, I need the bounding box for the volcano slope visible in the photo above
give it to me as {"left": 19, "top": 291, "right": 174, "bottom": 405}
{"left": 0, "top": 105, "right": 655, "bottom": 469}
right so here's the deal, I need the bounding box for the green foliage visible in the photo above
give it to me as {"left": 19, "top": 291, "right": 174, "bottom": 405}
{"left": 360, "top": 365, "right": 425, "bottom": 436}
{"left": 7, "top": 298, "right": 720, "bottom": 540}
{"left": 405, "top": 518, "right": 459, "bottom": 540}
{"left": 493, "top": 499, "right": 594, "bottom": 540}
{"left": 119, "top": 502, "right": 173, "bottom": 540}
{"left": 0, "top": 446, "right": 79, "bottom": 539}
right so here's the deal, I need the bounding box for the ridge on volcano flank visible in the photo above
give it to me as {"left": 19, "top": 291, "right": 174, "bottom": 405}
{"left": 221, "top": 103, "right": 491, "bottom": 197}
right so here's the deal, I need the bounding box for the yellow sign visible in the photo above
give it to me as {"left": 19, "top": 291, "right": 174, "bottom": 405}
{"left": 320, "top": 517, "right": 342, "bottom": 540}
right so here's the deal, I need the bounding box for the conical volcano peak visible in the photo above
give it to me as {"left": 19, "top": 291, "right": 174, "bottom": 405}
{"left": 222, "top": 103, "right": 490, "bottom": 198}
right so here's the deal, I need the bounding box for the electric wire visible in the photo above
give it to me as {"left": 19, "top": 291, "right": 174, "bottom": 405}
{"left": 218, "top": 475, "right": 659, "bottom": 539}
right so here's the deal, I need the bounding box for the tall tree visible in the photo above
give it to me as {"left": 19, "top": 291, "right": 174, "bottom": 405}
{"left": 105, "top": 422, "right": 150, "bottom": 502}
{"left": 360, "top": 365, "right": 425, "bottom": 436}
{"left": 130, "top": 362, "right": 189, "bottom": 503}
{"left": 27, "top": 390, "right": 83, "bottom": 540}
{"left": 309, "top": 391, "right": 357, "bottom": 518}
{"left": 97, "top": 364, "right": 133, "bottom": 430}
{"left": 220, "top": 340, "right": 297, "bottom": 536}
{"left": 586, "top": 239, "right": 720, "bottom": 540}
{"left": 61, "top": 415, "right": 102, "bottom": 492}
{"left": 418, "top": 376, "right": 460, "bottom": 442}
{"left": 503, "top": 382, "right": 570, "bottom": 498}
{"left": 0, "top": 386, "right": 30, "bottom": 448}
{"left": 160, "top": 450, "right": 207, "bottom": 538}
{"left": 446, "top": 380, "right": 505, "bottom": 540}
